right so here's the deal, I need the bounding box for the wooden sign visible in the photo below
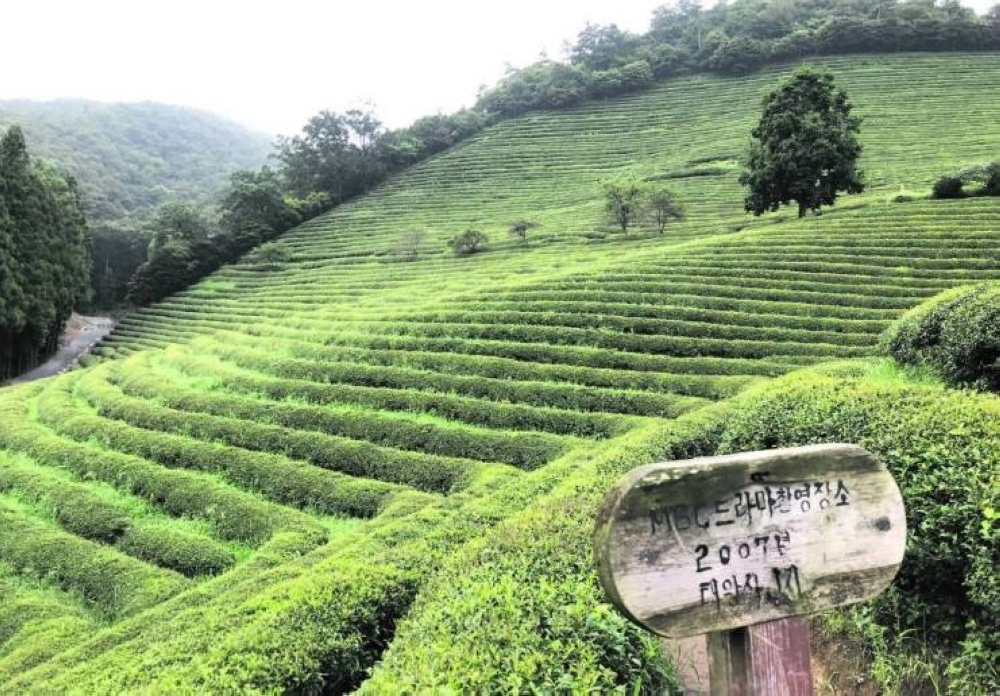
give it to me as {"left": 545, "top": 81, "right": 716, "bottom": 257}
{"left": 594, "top": 444, "right": 906, "bottom": 639}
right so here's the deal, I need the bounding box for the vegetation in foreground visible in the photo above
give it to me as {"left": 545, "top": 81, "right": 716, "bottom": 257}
{"left": 0, "top": 51, "right": 997, "bottom": 693}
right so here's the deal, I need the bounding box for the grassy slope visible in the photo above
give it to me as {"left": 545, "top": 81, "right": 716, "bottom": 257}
{"left": 0, "top": 54, "right": 998, "bottom": 691}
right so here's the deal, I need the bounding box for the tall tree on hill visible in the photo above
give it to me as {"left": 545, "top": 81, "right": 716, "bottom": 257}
{"left": 219, "top": 167, "right": 301, "bottom": 235}
{"left": 571, "top": 23, "right": 642, "bottom": 71}
{"left": 147, "top": 201, "right": 215, "bottom": 254}
{"left": 278, "top": 109, "right": 386, "bottom": 202}
{"left": 0, "top": 125, "right": 90, "bottom": 378}
{"left": 740, "top": 68, "right": 864, "bottom": 218}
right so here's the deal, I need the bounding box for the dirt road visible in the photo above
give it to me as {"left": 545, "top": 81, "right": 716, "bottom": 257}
{"left": 5, "top": 314, "right": 116, "bottom": 386}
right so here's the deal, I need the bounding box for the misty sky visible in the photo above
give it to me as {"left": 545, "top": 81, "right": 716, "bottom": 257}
{"left": 2, "top": 0, "right": 995, "bottom": 137}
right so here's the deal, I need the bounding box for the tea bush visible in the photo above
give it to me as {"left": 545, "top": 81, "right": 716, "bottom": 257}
{"left": 884, "top": 282, "right": 999, "bottom": 391}
{"left": 717, "top": 364, "right": 999, "bottom": 692}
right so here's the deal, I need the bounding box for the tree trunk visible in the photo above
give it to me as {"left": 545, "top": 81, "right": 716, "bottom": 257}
{"left": 797, "top": 200, "right": 808, "bottom": 218}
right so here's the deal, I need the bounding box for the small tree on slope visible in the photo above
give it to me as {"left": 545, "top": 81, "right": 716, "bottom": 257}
{"left": 603, "top": 174, "right": 646, "bottom": 233}
{"left": 647, "top": 187, "right": 684, "bottom": 234}
{"left": 740, "top": 68, "right": 864, "bottom": 219}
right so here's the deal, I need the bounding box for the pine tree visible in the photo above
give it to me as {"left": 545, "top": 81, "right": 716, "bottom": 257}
{"left": 0, "top": 125, "right": 91, "bottom": 377}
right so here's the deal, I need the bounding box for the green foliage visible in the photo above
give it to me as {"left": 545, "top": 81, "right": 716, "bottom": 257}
{"left": 0, "top": 102, "right": 269, "bottom": 310}
{"left": 116, "top": 524, "right": 235, "bottom": 578}
{"left": 363, "top": 406, "right": 734, "bottom": 693}
{"left": 0, "top": 54, "right": 999, "bottom": 692}
{"left": 245, "top": 242, "right": 292, "bottom": 269}
{"left": 389, "top": 229, "right": 426, "bottom": 261}
{"left": 0, "top": 100, "right": 269, "bottom": 222}
{"left": 113, "top": 354, "right": 570, "bottom": 469}
{"left": 277, "top": 109, "right": 386, "bottom": 201}
{"left": 932, "top": 160, "right": 1000, "bottom": 199}
{"left": 477, "top": 0, "right": 1000, "bottom": 119}
{"left": 126, "top": 169, "right": 304, "bottom": 306}
{"left": 0, "top": 501, "right": 190, "bottom": 620}
{"left": 933, "top": 174, "right": 967, "bottom": 199}
{"left": 86, "top": 219, "right": 154, "bottom": 309}
{"left": 647, "top": 186, "right": 684, "bottom": 234}
{"left": 602, "top": 174, "right": 646, "bottom": 233}
{"left": 741, "top": 68, "right": 864, "bottom": 218}
{"left": 448, "top": 229, "right": 488, "bottom": 256}
{"left": 883, "top": 282, "right": 999, "bottom": 391}
{"left": 0, "top": 126, "right": 91, "bottom": 379}
{"left": 717, "top": 364, "right": 1000, "bottom": 693}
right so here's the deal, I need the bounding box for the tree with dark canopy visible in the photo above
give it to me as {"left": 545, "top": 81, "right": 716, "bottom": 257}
{"left": 0, "top": 125, "right": 90, "bottom": 378}
{"left": 740, "top": 68, "right": 864, "bottom": 218}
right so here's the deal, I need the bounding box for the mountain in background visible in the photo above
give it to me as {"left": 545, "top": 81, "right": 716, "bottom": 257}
{"left": 0, "top": 100, "right": 272, "bottom": 222}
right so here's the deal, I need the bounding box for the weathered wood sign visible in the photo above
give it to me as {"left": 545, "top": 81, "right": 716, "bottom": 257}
{"left": 594, "top": 444, "right": 906, "bottom": 639}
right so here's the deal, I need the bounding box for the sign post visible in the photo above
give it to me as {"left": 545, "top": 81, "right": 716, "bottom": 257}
{"left": 594, "top": 444, "right": 906, "bottom": 695}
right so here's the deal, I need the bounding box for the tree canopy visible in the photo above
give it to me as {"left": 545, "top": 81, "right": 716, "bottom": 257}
{"left": 0, "top": 125, "right": 91, "bottom": 379}
{"left": 0, "top": 100, "right": 270, "bottom": 222}
{"left": 740, "top": 68, "right": 864, "bottom": 218}
{"left": 477, "top": 0, "right": 1000, "bottom": 119}
{"left": 603, "top": 175, "right": 646, "bottom": 233}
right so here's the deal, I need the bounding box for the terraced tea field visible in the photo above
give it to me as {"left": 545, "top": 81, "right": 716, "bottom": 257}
{"left": 1, "top": 54, "right": 999, "bottom": 692}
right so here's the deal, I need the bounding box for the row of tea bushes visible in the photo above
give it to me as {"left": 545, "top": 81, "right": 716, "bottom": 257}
{"left": 0, "top": 386, "right": 318, "bottom": 545}
{"left": 0, "top": 499, "right": 191, "bottom": 620}
{"left": 0, "top": 452, "right": 236, "bottom": 576}
{"left": 159, "top": 347, "right": 636, "bottom": 438}
{"left": 114, "top": 353, "right": 573, "bottom": 469}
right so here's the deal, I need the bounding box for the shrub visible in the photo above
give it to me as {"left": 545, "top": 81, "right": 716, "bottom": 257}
{"left": 62, "top": 370, "right": 416, "bottom": 508}
{"left": 0, "top": 385, "right": 314, "bottom": 544}
{"left": 932, "top": 175, "right": 966, "bottom": 199}
{"left": 113, "top": 359, "right": 569, "bottom": 469}
{"left": 246, "top": 243, "right": 291, "bottom": 269}
{"left": 448, "top": 229, "right": 488, "bottom": 256}
{"left": 362, "top": 406, "right": 735, "bottom": 693}
{"left": 717, "top": 365, "right": 999, "bottom": 692}
{"left": 883, "top": 282, "right": 999, "bottom": 391}
{"left": 390, "top": 229, "right": 426, "bottom": 262}
{"left": 933, "top": 162, "right": 1000, "bottom": 199}
{"left": 983, "top": 162, "right": 1000, "bottom": 196}
{"left": 602, "top": 174, "right": 646, "bottom": 233}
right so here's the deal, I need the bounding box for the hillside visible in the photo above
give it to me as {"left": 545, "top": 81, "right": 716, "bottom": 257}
{"left": 0, "top": 53, "right": 998, "bottom": 692}
{"left": 0, "top": 100, "right": 271, "bottom": 221}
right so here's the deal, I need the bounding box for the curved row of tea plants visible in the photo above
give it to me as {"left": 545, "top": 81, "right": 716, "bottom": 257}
{"left": 0, "top": 53, "right": 998, "bottom": 692}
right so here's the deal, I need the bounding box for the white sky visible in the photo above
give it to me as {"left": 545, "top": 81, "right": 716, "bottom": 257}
{"left": 1, "top": 0, "right": 995, "bottom": 137}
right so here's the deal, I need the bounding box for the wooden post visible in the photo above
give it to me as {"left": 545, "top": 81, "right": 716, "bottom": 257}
{"left": 708, "top": 618, "right": 813, "bottom": 696}
{"left": 594, "top": 444, "right": 906, "bottom": 695}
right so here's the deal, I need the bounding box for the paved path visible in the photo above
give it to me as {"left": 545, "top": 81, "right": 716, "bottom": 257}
{"left": 5, "top": 315, "right": 115, "bottom": 386}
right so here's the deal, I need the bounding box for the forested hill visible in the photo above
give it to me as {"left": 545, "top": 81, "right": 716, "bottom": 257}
{"left": 0, "top": 100, "right": 271, "bottom": 222}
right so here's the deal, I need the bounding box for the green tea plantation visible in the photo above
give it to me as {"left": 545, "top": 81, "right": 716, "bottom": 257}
{"left": 0, "top": 54, "right": 998, "bottom": 693}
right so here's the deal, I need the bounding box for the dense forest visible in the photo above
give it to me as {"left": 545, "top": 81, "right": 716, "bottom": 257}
{"left": 0, "top": 101, "right": 270, "bottom": 308}
{"left": 478, "top": 0, "right": 1000, "bottom": 117}
{"left": 0, "top": 126, "right": 90, "bottom": 379}
{"left": 0, "top": 101, "right": 270, "bottom": 221}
